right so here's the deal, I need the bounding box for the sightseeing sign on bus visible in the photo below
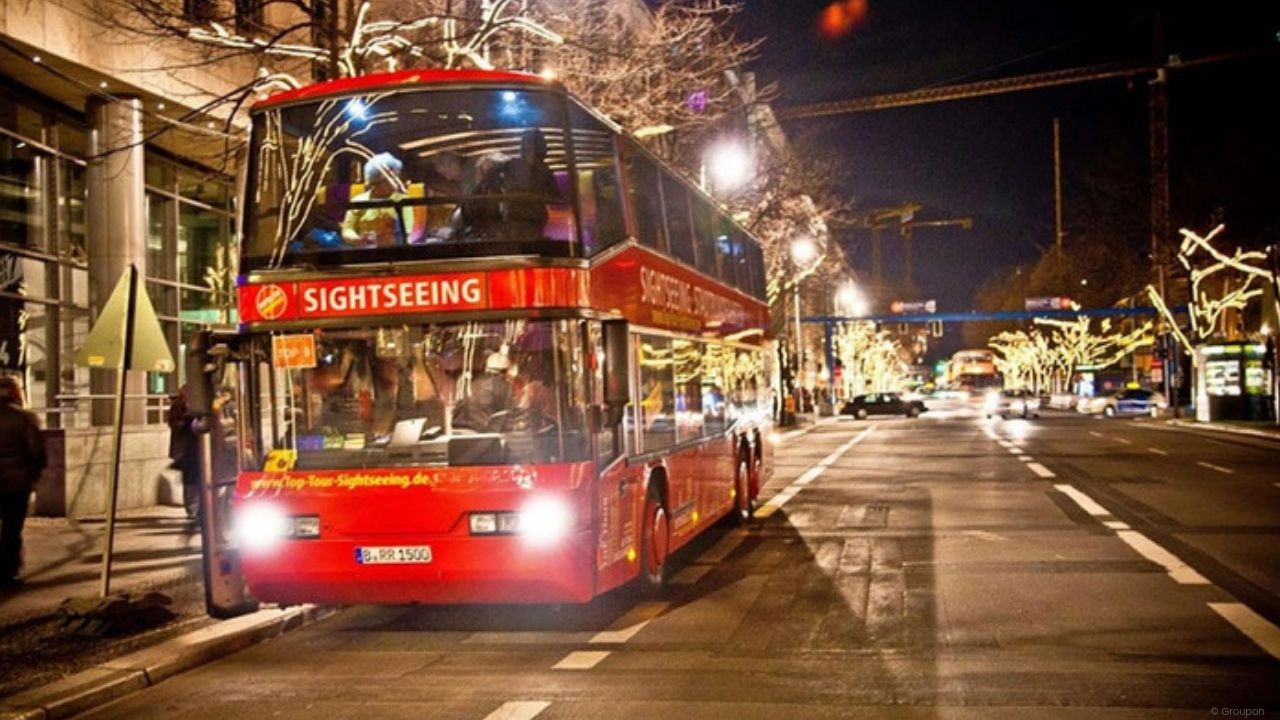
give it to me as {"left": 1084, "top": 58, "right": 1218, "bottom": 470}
{"left": 204, "top": 69, "right": 774, "bottom": 605}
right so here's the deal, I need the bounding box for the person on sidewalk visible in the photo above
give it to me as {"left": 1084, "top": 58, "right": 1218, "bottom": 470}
{"left": 0, "top": 375, "right": 47, "bottom": 589}
{"left": 168, "top": 385, "right": 201, "bottom": 519}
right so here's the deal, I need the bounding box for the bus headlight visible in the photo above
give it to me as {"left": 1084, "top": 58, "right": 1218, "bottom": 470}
{"left": 235, "top": 503, "right": 291, "bottom": 550}
{"left": 519, "top": 497, "right": 573, "bottom": 546}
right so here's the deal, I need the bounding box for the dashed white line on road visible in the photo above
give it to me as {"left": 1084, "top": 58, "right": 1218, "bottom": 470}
{"left": 1114, "top": 437, "right": 1132, "bottom": 445}
{"left": 484, "top": 701, "right": 550, "bottom": 720}
{"left": 1211, "top": 603, "right": 1280, "bottom": 659}
{"left": 1055, "top": 484, "right": 1110, "bottom": 517}
{"left": 1116, "top": 530, "right": 1209, "bottom": 585}
{"left": 755, "top": 425, "right": 875, "bottom": 518}
{"left": 1089, "top": 431, "right": 1103, "bottom": 438}
{"left": 1148, "top": 448, "right": 1169, "bottom": 456}
{"left": 1007, "top": 447, "right": 1024, "bottom": 455}
{"left": 1104, "top": 520, "right": 1131, "bottom": 530}
{"left": 590, "top": 602, "right": 667, "bottom": 644}
{"left": 1019, "top": 455, "right": 1033, "bottom": 462}
{"left": 553, "top": 651, "right": 611, "bottom": 669}
{"left": 1197, "top": 461, "right": 1235, "bottom": 475}
{"left": 1026, "top": 462, "right": 1056, "bottom": 478}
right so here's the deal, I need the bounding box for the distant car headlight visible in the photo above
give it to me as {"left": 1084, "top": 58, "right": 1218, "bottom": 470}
{"left": 984, "top": 391, "right": 1000, "bottom": 411}
{"left": 235, "top": 503, "right": 291, "bottom": 550}
{"left": 519, "top": 496, "right": 573, "bottom": 547}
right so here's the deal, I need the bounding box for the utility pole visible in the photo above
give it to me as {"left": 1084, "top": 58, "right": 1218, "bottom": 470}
{"left": 1149, "top": 14, "right": 1174, "bottom": 413}
{"left": 1053, "top": 117, "right": 1065, "bottom": 266}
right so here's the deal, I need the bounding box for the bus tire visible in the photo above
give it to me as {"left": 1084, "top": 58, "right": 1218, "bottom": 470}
{"left": 734, "top": 454, "right": 755, "bottom": 525}
{"left": 638, "top": 483, "right": 670, "bottom": 596}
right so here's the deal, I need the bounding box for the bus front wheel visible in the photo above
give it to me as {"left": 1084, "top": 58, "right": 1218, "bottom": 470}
{"left": 639, "top": 485, "right": 670, "bottom": 595}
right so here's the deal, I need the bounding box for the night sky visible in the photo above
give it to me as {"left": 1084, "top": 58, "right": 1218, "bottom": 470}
{"left": 736, "top": 0, "right": 1280, "bottom": 351}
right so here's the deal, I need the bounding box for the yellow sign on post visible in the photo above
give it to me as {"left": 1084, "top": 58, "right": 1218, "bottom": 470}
{"left": 75, "top": 265, "right": 175, "bottom": 597}
{"left": 76, "top": 268, "right": 175, "bottom": 372}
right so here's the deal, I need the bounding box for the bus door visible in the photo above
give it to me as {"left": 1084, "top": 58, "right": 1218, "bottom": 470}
{"left": 187, "top": 331, "right": 259, "bottom": 618}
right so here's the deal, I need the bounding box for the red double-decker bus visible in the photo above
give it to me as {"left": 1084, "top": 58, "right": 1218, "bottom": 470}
{"left": 220, "top": 69, "right": 774, "bottom": 605}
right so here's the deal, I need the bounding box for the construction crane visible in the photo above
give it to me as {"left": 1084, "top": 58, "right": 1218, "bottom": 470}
{"left": 853, "top": 204, "right": 972, "bottom": 295}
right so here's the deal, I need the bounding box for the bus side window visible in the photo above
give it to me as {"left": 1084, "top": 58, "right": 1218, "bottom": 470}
{"left": 638, "top": 335, "right": 675, "bottom": 452}
{"left": 571, "top": 110, "right": 626, "bottom": 255}
{"left": 661, "top": 176, "right": 696, "bottom": 268}
{"left": 691, "top": 197, "right": 718, "bottom": 278}
{"left": 624, "top": 143, "right": 666, "bottom": 253}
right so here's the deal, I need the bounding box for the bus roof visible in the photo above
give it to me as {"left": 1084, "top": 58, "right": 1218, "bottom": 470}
{"left": 254, "top": 69, "right": 553, "bottom": 111}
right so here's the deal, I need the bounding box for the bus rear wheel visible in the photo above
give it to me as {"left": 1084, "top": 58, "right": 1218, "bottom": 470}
{"left": 638, "top": 485, "right": 670, "bottom": 595}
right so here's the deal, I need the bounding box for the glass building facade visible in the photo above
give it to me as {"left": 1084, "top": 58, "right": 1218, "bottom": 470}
{"left": 0, "top": 81, "right": 235, "bottom": 429}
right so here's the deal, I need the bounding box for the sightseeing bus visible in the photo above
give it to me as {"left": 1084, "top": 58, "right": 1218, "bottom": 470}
{"left": 214, "top": 69, "right": 774, "bottom": 605}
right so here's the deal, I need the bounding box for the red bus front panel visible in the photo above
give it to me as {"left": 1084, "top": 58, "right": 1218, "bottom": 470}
{"left": 236, "top": 462, "right": 597, "bottom": 605}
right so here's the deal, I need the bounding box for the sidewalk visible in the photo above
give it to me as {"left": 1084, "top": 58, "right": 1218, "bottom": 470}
{"left": 0, "top": 506, "right": 203, "bottom": 629}
{"left": 0, "top": 505, "right": 333, "bottom": 718}
{"left": 1164, "top": 417, "right": 1280, "bottom": 442}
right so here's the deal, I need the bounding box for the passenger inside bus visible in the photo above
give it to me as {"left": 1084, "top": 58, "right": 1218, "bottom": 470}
{"left": 453, "top": 349, "right": 514, "bottom": 431}
{"left": 342, "top": 152, "right": 416, "bottom": 246}
{"left": 502, "top": 128, "right": 560, "bottom": 239}
{"left": 422, "top": 152, "right": 465, "bottom": 242}
{"left": 457, "top": 152, "right": 509, "bottom": 239}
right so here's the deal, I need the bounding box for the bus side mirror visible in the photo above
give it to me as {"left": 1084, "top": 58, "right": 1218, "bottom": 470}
{"left": 186, "top": 330, "right": 215, "bottom": 420}
{"left": 603, "top": 320, "right": 630, "bottom": 425}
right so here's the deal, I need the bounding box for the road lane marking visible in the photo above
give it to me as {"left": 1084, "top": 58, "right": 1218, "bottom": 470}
{"left": 1114, "top": 437, "right": 1132, "bottom": 445}
{"left": 1055, "top": 484, "right": 1209, "bottom": 585}
{"left": 755, "top": 424, "right": 875, "bottom": 518}
{"left": 484, "top": 701, "right": 550, "bottom": 720}
{"left": 1210, "top": 603, "right": 1280, "bottom": 659}
{"left": 964, "top": 530, "right": 1005, "bottom": 542}
{"left": 1197, "top": 461, "right": 1235, "bottom": 475}
{"left": 1089, "top": 431, "right": 1103, "bottom": 438}
{"left": 1147, "top": 448, "right": 1168, "bottom": 456}
{"left": 590, "top": 601, "right": 667, "bottom": 644}
{"left": 1007, "top": 447, "right": 1024, "bottom": 455}
{"left": 1019, "top": 455, "right": 1033, "bottom": 462}
{"left": 1116, "top": 530, "right": 1209, "bottom": 584}
{"left": 1055, "top": 484, "right": 1110, "bottom": 517}
{"left": 1026, "top": 462, "right": 1056, "bottom": 478}
{"left": 553, "top": 650, "right": 611, "bottom": 669}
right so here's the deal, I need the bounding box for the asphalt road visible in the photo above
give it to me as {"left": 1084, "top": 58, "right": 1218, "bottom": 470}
{"left": 75, "top": 413, "right": 1280, "bottom": 719}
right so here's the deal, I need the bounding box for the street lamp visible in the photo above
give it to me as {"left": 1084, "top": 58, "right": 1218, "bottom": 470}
{"left": 790, "top": 237, "right": 818, "bottom": 415}
{"left": 836, "top": 280, "right": 868, "bottom": 317}
{"left": 707, "top": 141, "right": 752, "bottom": 194}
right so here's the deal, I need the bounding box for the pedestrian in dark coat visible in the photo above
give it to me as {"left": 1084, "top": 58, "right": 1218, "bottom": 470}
{"left": 0, "top": 375, "right": 47, "bottom": 589}
{"left": 168, "top": 385, "right": 200, "bottom": 518}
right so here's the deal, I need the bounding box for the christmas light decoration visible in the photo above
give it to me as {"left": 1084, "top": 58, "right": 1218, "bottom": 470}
{"left": 1146, "top": 225, "right": 1267, "bottom": 357}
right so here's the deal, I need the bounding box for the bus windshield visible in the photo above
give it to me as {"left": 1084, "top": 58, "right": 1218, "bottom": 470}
{"left": 244, "top": 88, "right": 574, "bottom": 272}
{"left": 250, "top": 319, "right": 589, "bottom": 469}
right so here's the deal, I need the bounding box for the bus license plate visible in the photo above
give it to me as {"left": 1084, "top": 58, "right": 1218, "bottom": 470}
{"left": 355, "top": 546, "right": 433, "bottom": 565}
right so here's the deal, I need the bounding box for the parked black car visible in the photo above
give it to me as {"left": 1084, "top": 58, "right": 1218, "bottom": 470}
{"left": 842, "top": 392, "right": 927, "bottom": 419}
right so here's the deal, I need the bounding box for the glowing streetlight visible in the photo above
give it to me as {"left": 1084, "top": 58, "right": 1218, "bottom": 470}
{"left": 707, "top": 141, "right": 752, "bottom": 193}
{"left": 791, "top": 236, "right": 817, "bottom": 266}
{"left": 836, "top": 281, "right": 868, "bottom": 317}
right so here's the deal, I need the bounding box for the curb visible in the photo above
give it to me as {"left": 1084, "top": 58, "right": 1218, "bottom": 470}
{"left": 1164, "top": 419, "right": 1280, "bottom": 442}
{"left": 0, "top": 605, "right": 336, "bottom": 720}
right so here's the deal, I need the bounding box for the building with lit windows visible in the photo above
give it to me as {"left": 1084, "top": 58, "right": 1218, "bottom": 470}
{"left": 1, "top": 1, "right": 252, "bottom": 515}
